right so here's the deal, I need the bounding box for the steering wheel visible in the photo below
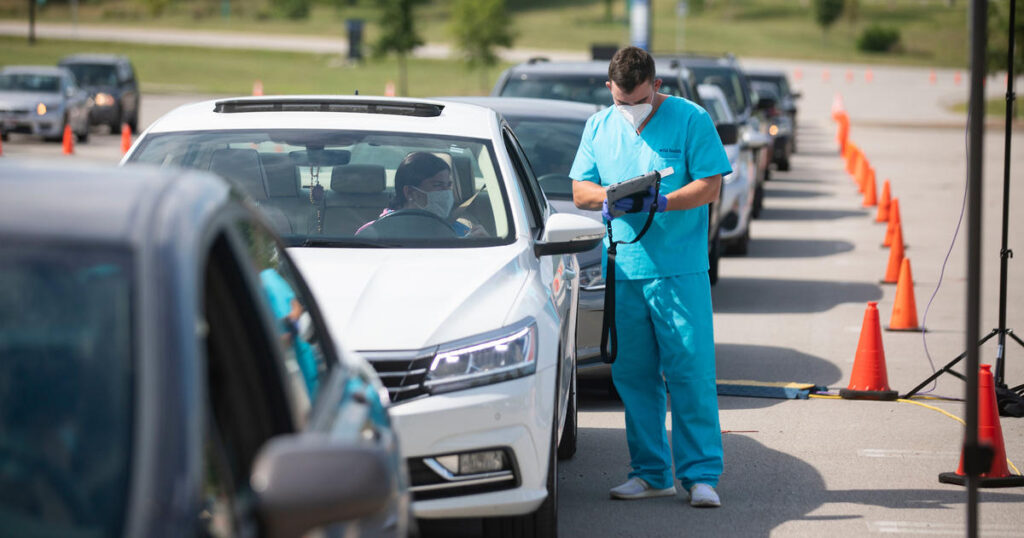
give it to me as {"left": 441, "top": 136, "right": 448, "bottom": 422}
{"left": 0, "top": 440, "right": 94, "bottom": 524}
{"left": 357, "top": 209, "right": 458, "bottom": 239}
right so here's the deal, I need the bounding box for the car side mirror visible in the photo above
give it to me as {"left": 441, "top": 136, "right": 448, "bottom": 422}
{"left": 251, "top": 434, "right": 394, "bottom": 538}
{"left": 535, "top": 212, "right": 605, "bottom": 257}
{"left": 791, "top": 90, "right": 802, "bottom": 99}
{"left": 716, "top": 123, "right": 739, "bottom": 146}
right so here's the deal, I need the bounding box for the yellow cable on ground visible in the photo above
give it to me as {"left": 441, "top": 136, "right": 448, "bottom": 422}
{"left": 806, "top": 393, "right": 1021, "bottom": 475}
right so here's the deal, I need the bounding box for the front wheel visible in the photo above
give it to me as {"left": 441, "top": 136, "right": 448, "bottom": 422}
{"left": 557, "top": 366, "right": 577, "bottom": 460}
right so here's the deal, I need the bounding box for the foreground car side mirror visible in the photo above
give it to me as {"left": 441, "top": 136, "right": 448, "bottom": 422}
{"left": 251, "top": 434, "right": 394, "bottom": 538}
{"left": 716, "top": 123, "right": 739, "bottom": 146}
{"left": 535, "top": 213, "right": 605, "bottom": 257}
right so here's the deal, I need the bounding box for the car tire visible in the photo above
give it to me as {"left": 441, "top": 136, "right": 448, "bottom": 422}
{"left": 725, "top": 226, "right": 750, "bottom": 256}
{"left": 110, "top": 110, "right": 122, "bottom": 134}
{"left": 1, "top": 131, "right": 8, "bottom": 142}
{"left": 557, "top": 366, "right": 577, "bottom": 461}
{"left": 708, "top": 229, "right": 721, "bottom": 286}
{"left": 483, "top": 389, "right": 559, "bottom": 538}
{"left": 752, "top": 184, "right": 764, "bottom": 219}
{"left": 76, "top": 123, "right": 89, "bottom": 143}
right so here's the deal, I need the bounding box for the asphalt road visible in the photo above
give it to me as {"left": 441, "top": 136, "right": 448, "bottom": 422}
{"left": 3, "top": 64, "right": 1023, "bottom": 537}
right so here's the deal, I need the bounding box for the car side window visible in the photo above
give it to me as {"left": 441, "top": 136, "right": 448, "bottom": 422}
{"left": 503, "top": 128, "right": 547, "bottom": 234}
{"left": 233, "top": 217, "right": 330, "bottom": 416}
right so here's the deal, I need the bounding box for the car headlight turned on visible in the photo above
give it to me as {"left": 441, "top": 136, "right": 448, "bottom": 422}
{"left": 768, "top": 124, "right": 779, "bottom": 136}
{"left": 425, "top": 319, "right": 537, "bottom": 394}
{"left": 579, "top": 260, "right": 605, "bottom": 291}
{"left": 36, "top": 103, "right": 47, "bottom": 115}
{"left": 94, "top": 93, "right": 116, "bottom": 107}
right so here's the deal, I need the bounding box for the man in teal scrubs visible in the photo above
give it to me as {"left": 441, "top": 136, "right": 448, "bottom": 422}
{"left": 570, "top": 46, "right": 731, "bottom": 507}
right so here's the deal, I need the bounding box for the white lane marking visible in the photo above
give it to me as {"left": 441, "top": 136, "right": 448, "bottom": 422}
{"left": 858, "top": 449, "right": 960, "bottom": 459}
{"left": 869, "top": 520, "right": 1024, "bottom": 536}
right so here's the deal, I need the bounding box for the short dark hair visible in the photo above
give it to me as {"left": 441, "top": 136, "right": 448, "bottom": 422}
{"left": 390, "top": 152, "right": 450, "bottom": 210}
{"left": 608, "top": 46, "right": 656, "bottom": 93}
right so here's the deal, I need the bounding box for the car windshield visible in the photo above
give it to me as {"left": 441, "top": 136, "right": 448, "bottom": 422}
{"left": 130, "top": 129, "right": 514, "bottom": 248}
{"left": 689, "top": 66, "right": 749, "bottom": 116}
{"left": 0, "top": 74, "right": 60, "bottom": 93}
{"left": 500, "top": 75, "right": 684, "bottom": 107}
{"left": 0, "top": 244, "right": 133, "bottom": 537}
{"left": 505, "top": 116, "right": 585, "bottom": 200}
{"left": 63, "top": 64, "right": 118, "bottom": 87}
{"left": 749, "top": 75, "right": 789, "bottom": 98}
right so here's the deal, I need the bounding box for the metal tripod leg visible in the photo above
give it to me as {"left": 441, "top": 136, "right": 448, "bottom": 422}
{"left": 901, "top": 329, "right": 999, "bottom": 399}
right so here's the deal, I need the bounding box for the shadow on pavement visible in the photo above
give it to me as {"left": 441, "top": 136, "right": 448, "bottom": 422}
{"left": 758, "top": 206, "right": 869, "bottom": 221}
{"left": 743, "top": 237, "right": 855, "bottom": 258}
{"left": 715, "top": 343, "right": 843, "bottom": 410}
{"left": 712, "top": 277, "right": 882, "bottom": 314}
{"left": 557, "top": 432, "right": 827, "bottom": 537}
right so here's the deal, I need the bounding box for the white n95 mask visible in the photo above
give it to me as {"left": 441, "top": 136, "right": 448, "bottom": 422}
{"left": 617, "top": 103, "right": 653, "bottom": 130}
{"left": 414, "top": 187, "right": 455, "bottom": 218}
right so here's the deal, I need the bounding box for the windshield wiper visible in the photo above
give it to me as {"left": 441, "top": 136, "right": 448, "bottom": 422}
{"left": 294, "top": 238, "right": 392, "bottom": 248}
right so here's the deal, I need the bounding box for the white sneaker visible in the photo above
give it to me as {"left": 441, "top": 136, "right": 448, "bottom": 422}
{"left": 688, "top": 483, "right": 721, "bottom": 507}
{"left": 609, "top": 477, "right": 677, "bottom": 500}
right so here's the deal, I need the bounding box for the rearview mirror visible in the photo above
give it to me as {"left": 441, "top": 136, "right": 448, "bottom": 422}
{"left": 535, "top": 212, "right": 605, "bottom": 257}
{"left": 716, "top": 123, "right": 739, "bottom": 146}
{"left": 251, "top": 434, "right": 394, "bottom": 538}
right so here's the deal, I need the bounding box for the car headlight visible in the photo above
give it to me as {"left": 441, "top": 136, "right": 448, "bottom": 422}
{"left": 36, "top": 103, "right": 47, "bottom": 115}
{"left": 579, "top": 261, "right": 605, "bottom": 291}
{"left": 425, "top": 320, "right": 537, "bottom": 394}
{"left": 94, "top": 93, "right": 115, "bottom": 107}
{"left": 768, "top": 124, "right": 779, "bottom": 136}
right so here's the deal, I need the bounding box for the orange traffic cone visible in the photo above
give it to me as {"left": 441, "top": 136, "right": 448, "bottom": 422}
{"left": 845, "top": 70, "right": 855, "bottom": 83}
{"left": 954, "top": 71, "right": 963, "bottom": 85}
{"left": 846, "top": 144, "right": 859, "bottom": 176}
{"left": 929, "top": 70, "right": 937, "bottom": 85}
{"left": 822, "top": 69, "right": 831, "bottom": 83}
{"left": 886, "top": 258, "right": 924, "bottom": 332}
{"left": 939, "top": 364, "right": 1024, "bottom": 487}
{"left": 865, "top": 69, "right": 874, "bottom": 83}
{"left": 384, "top": 81, "right": 396, "bottom": 97}
{"left": 862, "top": 167, "right": 878, "bottom": 207}
{"left": 883, "top": 198, "right": 903, "bottom": 248}
{"left": 252, "top": 79, "right": 264, "bottom": 96}
{"left": 62, "top": 124, "right": 74, "bottom": 155}
{"left": 882, "top": 224, "right": 905, "bottom": 284}
{"left": 840, "top": 302, "right": 898, "bottom": 400}
{"left": 120, "top": 123, "right": 132, "bottom": 155}
{"left": 794, "top": 68, "right": 803, "bottom": 81}
{"left": 854, "top": 153, "right": 868, "bottom": 192}
{"left": 831, "top": 93, "right": 845, "bottom": 121}
{"left": 875, "top": 179, "right": 891, "bottom": 223}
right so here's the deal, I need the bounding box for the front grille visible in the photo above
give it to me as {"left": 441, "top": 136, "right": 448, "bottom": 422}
{"left": 360, "top": 349, "right": 435, "bottom": 403}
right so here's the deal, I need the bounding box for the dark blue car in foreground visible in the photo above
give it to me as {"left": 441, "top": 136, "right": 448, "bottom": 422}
{"left": 0, "top": 161, "right": 411, "bottom": 537}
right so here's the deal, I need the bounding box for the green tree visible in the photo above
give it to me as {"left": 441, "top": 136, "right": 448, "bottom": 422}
{"left": 988, "top": 0, "right": 1024, "bottom": 118}
{"left": 374, "top": 0, "right": 426, "bottom": 96}
{"left": 813, "top": 0, "right": 845, "bottom": 37}
{"left": 271, "top": 0, "right": 312, "bottom": 20}
{"left": 452, "top": 0, "right": 516, "bottom": 92}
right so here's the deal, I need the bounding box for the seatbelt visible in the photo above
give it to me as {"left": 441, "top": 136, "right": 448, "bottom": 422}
{"left": 600, "top": 167, "right": 672, "bottom": 364}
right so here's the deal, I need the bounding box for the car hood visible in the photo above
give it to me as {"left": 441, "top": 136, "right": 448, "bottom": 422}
{"left": 288, "top": 246, "right": 531, "bottom": 351}
{"left": 0, "top": 92, "right": 60, "bottom": 107}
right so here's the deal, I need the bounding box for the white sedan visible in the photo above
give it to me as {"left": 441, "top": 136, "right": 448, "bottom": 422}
{"left": 124, "top": 96, "right": 604, "bottom": 536}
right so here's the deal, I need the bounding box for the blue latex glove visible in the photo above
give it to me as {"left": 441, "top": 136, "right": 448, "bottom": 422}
{"left": 640, "top": 186, "right": 669, "bottom": 213}
{"left": 602, "top": 197, "right": 636, "bottom": 221}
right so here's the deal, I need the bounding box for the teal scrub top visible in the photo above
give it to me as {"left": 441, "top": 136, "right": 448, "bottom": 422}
{"left": 570, "top": 96, "right": 732, "bottom": 280}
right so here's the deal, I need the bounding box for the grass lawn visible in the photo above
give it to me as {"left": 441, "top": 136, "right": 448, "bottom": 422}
{"left": 0, "top": 35, "right": 509, "bottom": 96}
{"left": 3, "top": 0, "right": 972, "bottom": 68}
{"left": 950, "top": 97, "right": 1021, "bottom": 118}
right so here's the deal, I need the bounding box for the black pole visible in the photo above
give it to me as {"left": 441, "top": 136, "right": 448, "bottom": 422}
{"left": 995, "top": 0, "right": 1016, "bottom": 388}
{"left": 966, "top": 0, "right": 987, "bottom": 535}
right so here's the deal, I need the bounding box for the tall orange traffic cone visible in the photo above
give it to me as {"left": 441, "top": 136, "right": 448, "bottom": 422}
{"left": 120, "top": 123, "right": 132, "bottom": 155}
{"left": 384, "top": 80, "right": 396, "bottom": 97}
{"left": 62, "top": 124, "right": 74, "bottom": 155}
{"left": 882, "top": 224, "right": 905, "bottom": 284}
{"left": 862, "top": 167, "right": 878, "bottom": 207}
{"left": 831, "top": 93, "right": 845, "bottom": 121}
{"left": 886, "top": 258, "right": 924, "bottom": 331}
{"left": 929, "top": 70, "right": 937, "bottom": 85}
{"left": 854, "top": 154, "right": 869, "bottom": 192}
{"left": 875, "top": 179, "right": 891, "bottom": 223}
{"left": 845, "top": 70, "right": 854, "bottom": 83}
{"left": 939, "top": 365, "right": 1024, "bottom": 487}
{"left": 252, "top": 79, "right": 264, "bottom": 96}
{"left": 845, "top": 144, "right": 858, "bottom": 175}
{"left": 865, "top": 69, "right": 874, "bottom": 83}
{"left": 840, "top": 302, "right": 898, "bottom": 400}
{"left": 822, "top": 69, "right": 830, "bottom": 82}
{"left": 883, "top": 198, "right": 903, "bottom": 248}
{"left": 794, "top": 68, "right": 803, "bottom": 81}
{"left": 954, "top": 71, "right": 963, "bottom": 85}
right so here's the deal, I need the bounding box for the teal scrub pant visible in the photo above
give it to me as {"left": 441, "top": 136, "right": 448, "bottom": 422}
{"left": 611, "top": 272, "right": 723, "bottom": 491}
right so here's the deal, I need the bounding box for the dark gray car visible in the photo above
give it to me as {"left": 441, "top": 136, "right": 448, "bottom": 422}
{"left": 58, "top": 54, "right": 140, "bottom": 134}
{"left": 0, "top": 161, "right": 412, "bottom": 538}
